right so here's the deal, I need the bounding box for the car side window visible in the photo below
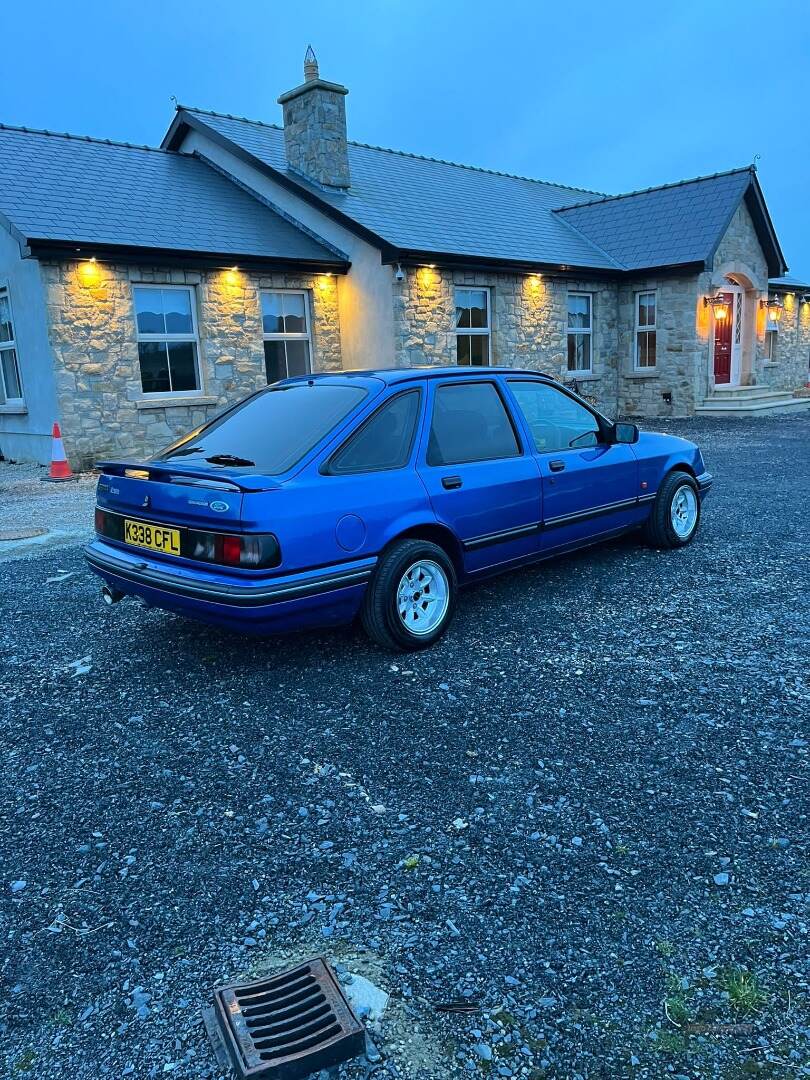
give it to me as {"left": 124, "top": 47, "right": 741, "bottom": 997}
{"left": 508, "top": 381, "right": 600, "bottom": 453}
{"left": 327, "top": 389, "right": 422, "bottom": 474}
{"left": 427, "top": 382, "right": 520, "bottom": 466}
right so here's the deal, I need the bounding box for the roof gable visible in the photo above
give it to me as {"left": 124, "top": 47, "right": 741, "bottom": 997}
{"left": 0, "top": 125, "right": 348, "bottom": 269}
{"left": 554, "top": 168, "right": 787, "bottom": 276}
{"left": 167, "top": 108, "right": 622, "bottom": 272}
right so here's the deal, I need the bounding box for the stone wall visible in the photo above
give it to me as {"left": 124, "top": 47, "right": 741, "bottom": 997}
{"left": 765, "top": 288, "right": 810, "bottom": 391}
{"left": 43, "top": 260, "right": 341, "bottom": 469}
{"left": 392, "top": 267, "right": 620, "bottom": 415}
{"left": 703, "top": 200, "right": 769, "bottom": 394}
{"left": 616, "top": 273, "right": 703, "bottom": 419}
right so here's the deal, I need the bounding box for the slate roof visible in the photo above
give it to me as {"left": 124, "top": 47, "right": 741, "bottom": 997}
{"left": 0, "top": 125, "right": 348, "bottom": 268}
{"left": 170, "top": 108, "right": 620, "bottom": 270}
{"left": 769, "top": 273, "right": 810, "bottom": 291}
{"left": 168, "top": 107, "right": 787, "bottom": 277}
{"left": 554, "top": 169, "right": 755, "bottom": 271}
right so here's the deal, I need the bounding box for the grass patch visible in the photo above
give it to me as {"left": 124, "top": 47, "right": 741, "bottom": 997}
{"left": 14, "top": 1052, "right": 35, "bottom": 1073}
{"left": 719, "top": 967, "right": 768, "bottom": 1014}
{"left": 655, "top": 939, "right": 675, "bottom": 958}
{"left": 665, "top": 974, "right": 692, "bottom": 1026}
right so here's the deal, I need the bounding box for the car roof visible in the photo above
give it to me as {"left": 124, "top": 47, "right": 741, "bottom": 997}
{"left": 283, "top": 366, "right": 558, "bottom": 386}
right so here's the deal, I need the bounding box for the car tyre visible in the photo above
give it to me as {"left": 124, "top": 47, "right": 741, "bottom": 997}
{"left": 643, "top": 470, "right": 701, "bottom": 549}
{"left": 361, "top": 539, "right": 457, "bottom": 651}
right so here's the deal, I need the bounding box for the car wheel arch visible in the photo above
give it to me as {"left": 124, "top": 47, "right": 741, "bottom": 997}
{"left": 384, "top": 523, "right": 464, "bottom": 578}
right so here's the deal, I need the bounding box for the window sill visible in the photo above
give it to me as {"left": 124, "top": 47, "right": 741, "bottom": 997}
{"left": 564, "top": 372, "right": 600, "bottom": 381}
{"left": 625, "top": 370, "right": 659, "bottom": 379}
{"left": 763, "top": 362, "right": 779, "bottom": 368}
{"left": 0, "top": 403, "right": 27, "bottom": 415}
{"left": 135, "top": 395, "right": 218, "bottom": 410}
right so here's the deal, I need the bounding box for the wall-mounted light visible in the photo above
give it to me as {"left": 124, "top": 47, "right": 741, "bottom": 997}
{"left": 77, "top": 257, "right": 101, "bottom": 286}
{"left": 761, "top": 296, "right": 784, "bottom": 322}
{"left": 317, "top": 273, "right": 334, "bottom": 290}
{"left": 704, "top": 294, "right": 730, "bottom": 320}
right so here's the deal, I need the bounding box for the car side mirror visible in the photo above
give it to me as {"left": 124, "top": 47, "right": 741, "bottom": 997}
{"left": 613, "top": 422, "right": 639, "bottom": 444}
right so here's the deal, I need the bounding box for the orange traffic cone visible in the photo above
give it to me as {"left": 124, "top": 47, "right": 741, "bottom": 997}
{"left": 42, "top": 422, "right": 75, "bottom": 482}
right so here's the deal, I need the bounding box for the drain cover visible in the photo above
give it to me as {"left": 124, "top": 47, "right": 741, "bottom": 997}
{"left": 204, "top": 957, "right": 365, "bottom": 1078}
{"left": 0, "top": 527, "right": 47, "bottom": 541}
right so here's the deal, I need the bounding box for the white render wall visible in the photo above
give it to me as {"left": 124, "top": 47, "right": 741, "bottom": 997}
{"left": 0, "top": 225, "right": 59, "bottom": 463}
{"left": 178, "top": 128, "right": 396, "bottom": 371}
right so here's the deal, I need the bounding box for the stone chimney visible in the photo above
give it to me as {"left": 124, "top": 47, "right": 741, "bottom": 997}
{"left": 278, "top": 47, "right": 350, "bottom": 189}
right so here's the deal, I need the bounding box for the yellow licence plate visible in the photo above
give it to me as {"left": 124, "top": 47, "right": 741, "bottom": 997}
{"left": 123, "top": 518, "right": 181, "bottom": 556}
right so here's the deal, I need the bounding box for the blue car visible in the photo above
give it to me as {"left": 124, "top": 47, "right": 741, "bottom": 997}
{"left": 86, "top": 367, "right": 712, "bottom": 651}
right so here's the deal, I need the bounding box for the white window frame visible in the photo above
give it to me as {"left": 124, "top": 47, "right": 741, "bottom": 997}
{"left": 0, "top": 283, "right": 24, "bottom": 405}
{"left": 766, "top": 328, "right": 778, "bottom": 363}
{"left": 133, "top": 284, "right": 201, "bottom": 397}
{"left": 634, "top": 290, "right": 657, "bottom": 370}
{"left": 454, "top": 286, "right": 491, "bottom": 366}
{"left": 566, "top": 291, "right": 593, "bottom": 374}
{"left": 261, "top": 288, "right": 313, "bottom": 381}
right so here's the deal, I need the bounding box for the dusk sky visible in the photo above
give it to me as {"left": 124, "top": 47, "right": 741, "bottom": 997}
{"left": 4, "top": 0, "right": 809, "bottom": 271}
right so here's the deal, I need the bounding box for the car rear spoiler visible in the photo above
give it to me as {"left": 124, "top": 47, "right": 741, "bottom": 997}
{"left": 95, "top": 460, "right": 281, "bottom": 493}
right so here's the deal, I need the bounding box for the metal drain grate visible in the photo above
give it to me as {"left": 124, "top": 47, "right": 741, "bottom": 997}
{"left": 204, "top": 957, "right": 366, "bottom": 1078}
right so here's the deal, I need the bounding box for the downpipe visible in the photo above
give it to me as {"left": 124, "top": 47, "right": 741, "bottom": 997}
{"left": 101, "top": 585, "right": 125, "bottom": 606}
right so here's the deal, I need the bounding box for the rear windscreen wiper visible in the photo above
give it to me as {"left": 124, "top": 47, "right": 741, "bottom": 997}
{"left": 205, "top": 453, "right": 256, "bottom": 466}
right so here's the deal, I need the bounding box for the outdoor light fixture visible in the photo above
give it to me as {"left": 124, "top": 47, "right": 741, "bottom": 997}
{"left": 761, "top": 296, "right": 784, "bottom": 321}
{"left": 801, "top": 294, "right": 810, "bottom": 305}
{"left": 704, "top": 295, "right": 730, "bottom": 320}
{"left": 77, "top": 257, "right": 101, "bottom": 286}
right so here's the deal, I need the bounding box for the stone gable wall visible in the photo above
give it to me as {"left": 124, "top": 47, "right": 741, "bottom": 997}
{"left": 43, "top": 260, "right": 341, "bottom": 469}
{"left": 393, "top": 267, "right": 620, "bottom": 415}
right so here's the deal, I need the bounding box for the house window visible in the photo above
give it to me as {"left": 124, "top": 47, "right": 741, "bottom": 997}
{"left": 634, "top": 291, "right": 657, "bottom": 369}
{"left": 567, "top": 292, "right": 593, "bottom": 372}
{"left": 0, "top": 285, "right": 24, "bottom": 403}
{"left": 766, "top": 329, "right": 777, "bottom": 362}
{"left": 261, "top": 290, "right": 312, "bottom": 382}
{"left": 133, "top": 286, "right": 200, "bottom": 395}
{"left": 455, "top": 287, "right": 490, "bottom": 366}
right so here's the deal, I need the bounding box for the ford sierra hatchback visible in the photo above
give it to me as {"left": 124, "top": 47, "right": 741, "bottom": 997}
{"left": 86, "top": 368, "right": 712, "bottom": 651}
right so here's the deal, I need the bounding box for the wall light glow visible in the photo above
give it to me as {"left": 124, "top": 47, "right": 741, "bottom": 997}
{"left": 77, "top": 258, "right": 101, "bottom": 287}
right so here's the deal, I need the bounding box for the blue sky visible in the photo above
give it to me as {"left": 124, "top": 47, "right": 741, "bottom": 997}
{"left": 4, "top": 0, "right": 809, "bottom": 271}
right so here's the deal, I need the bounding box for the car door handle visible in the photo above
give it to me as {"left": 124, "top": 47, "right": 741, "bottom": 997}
{"left": 442, "top": 475, "right": 463, "bottom": 490}
{"left": 549, "top": 460, "right": 566, "bottom": 472}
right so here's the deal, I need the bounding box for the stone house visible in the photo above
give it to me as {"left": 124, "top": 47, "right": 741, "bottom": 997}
{"left": 1, "top": 50, "right": 808, "bottom": 468}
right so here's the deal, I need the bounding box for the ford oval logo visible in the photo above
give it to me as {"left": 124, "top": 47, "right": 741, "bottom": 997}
{"left": 209, "top": 500, "right": 229, "bottom": 513}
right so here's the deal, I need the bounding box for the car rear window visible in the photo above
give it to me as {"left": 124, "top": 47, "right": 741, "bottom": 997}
{"left": 327, "top": 390, "right": 422, "bottom": 474}
{"left": 155, "top": 384, "right": 368, "bottom": 474}
{"left": 427, "top": 382, "right": 520, "bottom": 466}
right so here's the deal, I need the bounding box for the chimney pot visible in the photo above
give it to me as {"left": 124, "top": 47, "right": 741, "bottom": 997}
{"left": 304, "top": 45, "right": 319, "bottom": 82}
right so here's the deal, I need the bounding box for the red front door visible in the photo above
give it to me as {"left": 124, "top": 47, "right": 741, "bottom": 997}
{"left": 713, "top": 292, "right": 733, "bottom": 384}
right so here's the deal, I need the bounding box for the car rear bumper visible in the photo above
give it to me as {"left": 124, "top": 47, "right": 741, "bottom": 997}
{"left": 85, "top": 539, "right": 375, "bottom": 634}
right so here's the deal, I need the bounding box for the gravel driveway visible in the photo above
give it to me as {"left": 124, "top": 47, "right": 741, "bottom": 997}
{"left": 1, "top": 416, "right": 808, "bottom": 1080}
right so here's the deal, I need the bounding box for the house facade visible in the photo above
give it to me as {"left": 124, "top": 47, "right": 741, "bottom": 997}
{"left": 1, "top": 51, "right": 808, "bottom": 469}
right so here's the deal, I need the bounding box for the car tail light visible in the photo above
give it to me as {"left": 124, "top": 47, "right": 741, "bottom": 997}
{"left": 221, "top": 535, "right": 242, "bottom": 566}
{"left": 94, "top": 507, "right": 280, "bottom": 570}
{"left": 185, "top": 529, "right": 281, "bottom": 570}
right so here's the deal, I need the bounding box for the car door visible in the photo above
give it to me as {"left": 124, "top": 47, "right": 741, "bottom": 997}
{"left": 416, "top": 378, "right": 542, "bottom": 574}
{"left": 505, "top": 379, "right": 642, "bottom": 552}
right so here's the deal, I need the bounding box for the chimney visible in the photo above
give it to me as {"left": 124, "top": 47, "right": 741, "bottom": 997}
{"left": 278, "top": 47, "right": 351, "bottom": 190}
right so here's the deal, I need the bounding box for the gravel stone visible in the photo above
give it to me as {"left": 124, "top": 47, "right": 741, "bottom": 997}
{"left": 1, "top": 415, "right": 808, "bottom": 1079}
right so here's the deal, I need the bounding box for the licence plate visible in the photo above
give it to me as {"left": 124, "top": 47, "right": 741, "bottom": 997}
{"left": 123, "top": 518, "right": 181, "bottom": 556}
